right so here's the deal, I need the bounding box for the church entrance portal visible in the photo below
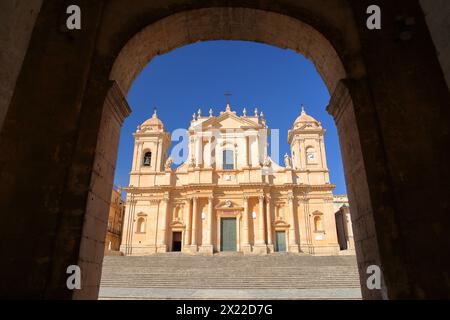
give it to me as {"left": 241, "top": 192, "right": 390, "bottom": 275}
{"left": 275, "top": 231, "right": 287, "bottom": 252}
{"left": 220, "top": 218, "right": 237, "bottom": 252}
{"left": 172, "top": 232, "right": 182, "bottom": 252}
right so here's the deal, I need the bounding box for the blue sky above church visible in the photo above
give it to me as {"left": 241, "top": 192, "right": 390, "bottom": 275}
{"left": 114, "top": 40, "right": 347, "bottom": 194}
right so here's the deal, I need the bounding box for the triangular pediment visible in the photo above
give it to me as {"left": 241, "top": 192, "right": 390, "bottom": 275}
{"left": 194, "top": 112, "right": 260, "bottom": 130}
{"left": 214, "top": 199, "right": 243, "bottom": 210}
{"left": 274, "top": 219, "right": 290, "bottom": 228}
{"left": 170, "top": 219, "right": 185, "bottom": 228}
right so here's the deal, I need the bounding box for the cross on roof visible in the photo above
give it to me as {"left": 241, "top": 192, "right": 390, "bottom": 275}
{"left": 224, "top": 91, "right": 232, "bottom": 104}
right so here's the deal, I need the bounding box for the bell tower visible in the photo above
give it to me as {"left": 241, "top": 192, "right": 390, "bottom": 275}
{"left": 288, "top": 105, "right": 330, "bottom": 183}
{"left": 131, "top": 109, "right": 171, "bottom": 176}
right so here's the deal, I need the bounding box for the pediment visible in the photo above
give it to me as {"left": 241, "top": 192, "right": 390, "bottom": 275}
{"left": 274, "top": 219, "right": 290, "bottom": 229}
{"left": 214, "top": 199, "right": 243, "bottom": 210}
{"left": 194, "top": 112, "right": 260, "bottom": 130}
{"left": 170, "top": 219, "right": 185, "bottom": 228}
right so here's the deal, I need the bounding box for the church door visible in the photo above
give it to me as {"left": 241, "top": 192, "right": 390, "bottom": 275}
{"left": 172, "top": 232, "right": 182, "bottom": 252}
{"left": 275, "top": 231, "right": 286, "bottom": 252}
{"left": 220, "top": 218, "right": 237, "bottom": 251}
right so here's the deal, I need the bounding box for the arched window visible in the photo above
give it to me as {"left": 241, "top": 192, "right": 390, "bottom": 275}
{"left": 136, "top": 217, "right": 146, "bottom": 233}
{"left": 314, "top": 215, "right": 323, "bottom": 232}
{"left": 223, "top": 149, "right": 234, "bottom": 170}
{"left": 306, "top": 147, "right": 316, "bottom": 163}
{"left": 143, "top": 151, "right": 152, "bottom": 166}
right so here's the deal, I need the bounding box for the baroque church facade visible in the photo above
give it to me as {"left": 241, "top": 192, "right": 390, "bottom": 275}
{"left": 120, "top": 104, "right": 352, "bottom": 255}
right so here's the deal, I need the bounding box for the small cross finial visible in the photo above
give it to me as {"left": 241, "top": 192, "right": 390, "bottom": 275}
{"left": 301, "top": 104, "right": 305, "bottom": 114}
{"left": 153, "top": 107, "right": 157, "bottom": 118}
{"left": 224, "top": 91, "right": 233, "bottom": 112}
{"left": 224, "top": 91, "right": 232, "bottom": 103}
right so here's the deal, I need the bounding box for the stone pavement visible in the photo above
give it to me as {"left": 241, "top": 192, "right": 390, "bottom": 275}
{"left": 99, "top": 253, "right": 362, "bottom": 300}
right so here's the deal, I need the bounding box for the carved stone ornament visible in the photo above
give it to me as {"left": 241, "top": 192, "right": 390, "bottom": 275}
{"left": 164, "top": 156, "right": 173, "bottom": 170}
{"left": 284, "top": 153, "right": 292, "bottom": 169}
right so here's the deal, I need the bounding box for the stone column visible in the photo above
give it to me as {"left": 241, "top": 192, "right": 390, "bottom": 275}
{"left": 265, "top": 195, "right": 274, "bottom": 252}
{"left": 183, "top": 197, "right": 192, "bottom": 251}
{"left": 120, "top": 197, "right": 136, "bottom": 255}
{"left": 195, "top": 136, "right": 202, "bottom": 167}
{"left": 157, "top": 197, "right": 169, "bottom": 252}
{"left": 288, "top": 193, "right": 299, "bottom": 252}
{"left": 205, "top": 138, "right": 212, "bottom": 168}
{"left": 299, "top": 139, "right": 306, "bottom": 169}
{"left": 200, "top": 196, "right": 214, "bottom": 254}
{"left": 253, "top": 194, "right": 267, "bottom": 254}
{"left": 241, "top": 195, "right": 251, "bottom": 253}
{"left": 255, "top": 135, "right": 260, "bottom": 167}
{"left": 342, "top": 205, "right": 355, "bottom": 250}
{"left": 208, "top": 196, "right": 213, "bottom": 245}
{"left": 298, "top": 196, "right": 311, "bottom": 254}
{"left": 190, "top": 196, "right": 198, "bottom": 252}
{"left": 243, "top": 135, "right": 249, "bottom": 167}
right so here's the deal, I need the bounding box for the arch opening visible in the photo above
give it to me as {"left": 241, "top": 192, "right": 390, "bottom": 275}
{"left": 110, "top": 8, "right": 346, "bottom": 96}
{"left": 83, "top": 7, "right": 381, "bottom": 301}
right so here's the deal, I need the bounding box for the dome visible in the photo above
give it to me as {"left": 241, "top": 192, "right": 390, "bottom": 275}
{"left": 141, "top": 109, "right": 164, "bottom": 127}
{"left": 139, "top": 109, "right": 165, "bottom": 131}
{"left": 293, "top": 105, "right": 321, "bottom": 127}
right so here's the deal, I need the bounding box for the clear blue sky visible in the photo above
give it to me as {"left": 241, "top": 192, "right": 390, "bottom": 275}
{"left": 114, "top": 40, "right": 347, "bottom": 194}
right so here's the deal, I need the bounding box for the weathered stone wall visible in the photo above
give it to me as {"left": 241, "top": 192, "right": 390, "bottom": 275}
{"left": 349, "top": 0, "right": 450, "bottom": 299}
{"left": 0, "top": 0, "right": 42, "bottom": 132}
{"left": 420, "top": 0, "right": 450, "bottom": 91}
{"left": 327, "top": 81, "right": 386, "bottom": 299}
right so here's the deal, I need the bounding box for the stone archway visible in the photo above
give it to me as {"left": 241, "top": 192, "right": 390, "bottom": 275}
{"left": 95, "top": 7, "right": 381, "bottom": 300}
{"left": 0, "top": 0, "right": 449, "bottom": 300}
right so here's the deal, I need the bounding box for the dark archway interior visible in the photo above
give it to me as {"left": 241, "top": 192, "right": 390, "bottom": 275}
{"left": 0, "top": 1, "right": 449, "bottom": 300}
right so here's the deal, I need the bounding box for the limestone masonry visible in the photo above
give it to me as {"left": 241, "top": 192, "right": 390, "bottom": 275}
{"left": 120, "top": 104, "right": 354, "bottom": 255}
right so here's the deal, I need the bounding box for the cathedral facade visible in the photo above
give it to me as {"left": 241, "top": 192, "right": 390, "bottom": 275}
{"left": 120, "top": 104, "right": 349, "bottom": 255}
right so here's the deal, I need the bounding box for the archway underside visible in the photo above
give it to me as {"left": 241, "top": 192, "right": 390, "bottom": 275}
{"left": 110, "top": 8, "right": 347, "bottom": 95}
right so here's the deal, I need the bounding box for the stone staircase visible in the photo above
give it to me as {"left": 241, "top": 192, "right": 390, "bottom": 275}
{"left": 99, "top": 253, "right": 362, "bottom": 299}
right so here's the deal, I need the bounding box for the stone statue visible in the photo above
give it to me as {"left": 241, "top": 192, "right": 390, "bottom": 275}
{"left": 284, "top": 153, "right": 292, "bottom": 169}
{"left": 263, "top": 156, "right": 271, "bottom": 167}
{"left": 188, "top": 156, "right": 195, "bottom": 168}
{"left": 164, "top": 156, "right": 173, "bottom": 171}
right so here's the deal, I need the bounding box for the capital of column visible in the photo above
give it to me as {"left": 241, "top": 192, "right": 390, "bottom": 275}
{"left": 287, "top": 193, "right": 295, "bottom": 204}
